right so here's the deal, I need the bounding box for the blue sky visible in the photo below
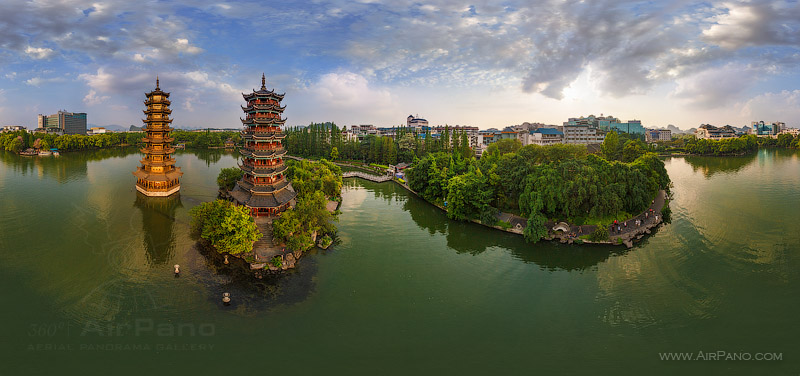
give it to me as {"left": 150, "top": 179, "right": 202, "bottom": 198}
{"left": 1, "top": 0, "right": 799, "bottom": 130}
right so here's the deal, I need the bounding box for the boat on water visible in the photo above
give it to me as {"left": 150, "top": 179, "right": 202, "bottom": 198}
{"left": 20, "top": 149, "right": 37, "bottom": 156}
{"left": 38, "top": 150, "right": 52, "bottom": 156}
{"left": 51, "top": 148, "right": 60, "bottom": 157}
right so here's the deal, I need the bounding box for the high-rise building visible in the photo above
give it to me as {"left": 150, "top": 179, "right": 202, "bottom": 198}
{"left": 230, "top": 74, "right": 296, "bottom": 217}
{"left": 133, "top": 78, "right": 183, "bottom": 197}
{"left": 37, "top": 111, "right": 87, "bottom": 135}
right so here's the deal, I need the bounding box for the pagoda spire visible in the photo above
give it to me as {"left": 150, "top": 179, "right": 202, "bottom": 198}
{"left": 156, "top": 76, "right": 160, "bottom": 90}
{"left": 261, "top": 73, "right": 266, "bottom": 90}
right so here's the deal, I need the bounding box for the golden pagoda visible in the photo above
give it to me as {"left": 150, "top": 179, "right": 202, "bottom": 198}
{"left": 133, "top": 77, "right": 183, "bottom": 196}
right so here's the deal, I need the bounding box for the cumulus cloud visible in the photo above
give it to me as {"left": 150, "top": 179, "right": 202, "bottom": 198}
{"left": 702, "top": 1, "right": 800, "bottom": 49}
{"left": 24, "top": 46, "right": 55, "bottom": 59}
{"left": 83, "top": 90, "right": 110, "bottom": 105}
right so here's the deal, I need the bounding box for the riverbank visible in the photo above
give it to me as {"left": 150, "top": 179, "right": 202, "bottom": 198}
{"left": 344, "top": 172, "right": 667, "bottom": 248}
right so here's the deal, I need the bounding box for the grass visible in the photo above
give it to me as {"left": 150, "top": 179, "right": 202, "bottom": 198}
{"left": 497, "top": 220, "right": 512, "bottom": 230}
{"left": 565, "top": 212, "right": 632, "bottom": 226}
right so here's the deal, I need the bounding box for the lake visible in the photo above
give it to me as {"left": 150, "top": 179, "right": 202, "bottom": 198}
{"left": 0, "top": 148, "right": 798, "bottom": 375}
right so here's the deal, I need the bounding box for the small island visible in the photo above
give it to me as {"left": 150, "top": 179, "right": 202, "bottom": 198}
{"left": 189, "top": 75, "right": 343, "bottom": 277}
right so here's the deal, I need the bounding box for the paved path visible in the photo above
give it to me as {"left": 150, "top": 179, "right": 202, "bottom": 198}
{"left": 608, "top": 190, "right": 666, "bottom": 239}
{"left": 253, "top": 217, "right": 283, "bottom": 263}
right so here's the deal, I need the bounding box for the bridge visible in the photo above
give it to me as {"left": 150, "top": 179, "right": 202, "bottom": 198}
{"left": 342, "top": 171, "right": 392, "bottom": 182}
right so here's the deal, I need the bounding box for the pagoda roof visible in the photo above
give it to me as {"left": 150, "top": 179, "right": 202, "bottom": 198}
{"left": 133, "top": 167, "right": 183, "bottom": 181}
{"left": 239, "top": 148, "right": 286, "bottom": 158}
{"left": 242, "top": 73, "right": 285, "bottom": 101}
{"left": 241, "top": 117, "right": 286, "bottom": 125}
{"left": 230, "top": 181, "right": 296, "bottom": 209}
{"left": 236, "top": 178, "right": 290, "bottom": 193}
{"left": 242, "top": 133, "right": 285, "bottom": 140}
{"left": 241, "top": 103, "right": 286, "bottom": 112}
{"left": 140, "top": 158, "right": 176, "bottom": 167}
{"left": 141, "top": 136, "right": 175, "bottom": 143}
{"left": 144, "top": 108, "right": 172, "bottom": 114}
{"left": 239, "top": 163, "right": 288, "bottom": 177}
{"left": 141, "top": 146, "right": 176, "bottom": 155}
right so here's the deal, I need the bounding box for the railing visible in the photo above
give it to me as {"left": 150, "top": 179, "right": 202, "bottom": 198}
{"left": 342, "top": 171, "right": 392, "bottom": 182}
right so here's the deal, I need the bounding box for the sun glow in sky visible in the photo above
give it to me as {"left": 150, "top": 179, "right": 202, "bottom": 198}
{"left": 1, "top": 0, "right": 799, "bottom": 130}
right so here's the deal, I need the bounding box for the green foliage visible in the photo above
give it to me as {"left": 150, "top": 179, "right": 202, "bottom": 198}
{"left": 330, "top": 146, "right": 339, "bottom": 161}
{"left": 523, "top": 211, "right": 548, "bottom": 243}
{"left": 216, "top": 167, "right": 244, "bottom": 190}
{"left": 270, "top": 256, "right": 283, "bottom": 267}
{"left": 0, "top": 131, "right": 137, "bottom": 152}
{"left": 287, "top": 159, "right": 343, "bottom": 198}
{"left": 682, "top": 134, "right": 759, "bottom": 155}
{"left": 272, "top": 170, "right": 340, "bottom": 253}
{"left": 496, "top": 220, "right": 512, "bottom": 229}
{"left": 189, "top": 200, "right": 262, "bottom": 255}
{"left": 445, "top": 168, "right": 493, "bottom": 222}
{"left": 588, "top": 226, "right": 609, "bottom": 242}
{"left": 171, "top": 130, "right": 238, "bottom": 149}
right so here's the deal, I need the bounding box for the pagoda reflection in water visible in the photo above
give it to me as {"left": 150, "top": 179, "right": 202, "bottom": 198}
{"left": 134, "top": 193, "right": 182, "bottom": 265}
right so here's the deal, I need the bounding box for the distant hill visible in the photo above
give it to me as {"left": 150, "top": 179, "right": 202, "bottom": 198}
{"left": 129, "top": 125, "right": 144, "bottom": 131}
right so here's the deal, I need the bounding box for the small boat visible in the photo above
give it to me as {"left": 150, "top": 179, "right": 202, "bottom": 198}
{"left": 20, "top": 149, "right": 37, "bottom": 156}
{"left": 38, "top": 150, "right": 52, "bottom": 156}
{"left": 51, "top": 148, "right": 60, "bottom": 157}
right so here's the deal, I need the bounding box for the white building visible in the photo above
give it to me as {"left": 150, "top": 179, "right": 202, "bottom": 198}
{"left": 695, "top": 124, "right": 737, "bottom": 140}
{"left": 518, "top": 128, "right": 564, "bottom": 146}
{"left": 645, "top": 129, "right": 672, "bottom": 142}
{"left": 560, "top": 125, "right": 605, "bottom": 144}
{"left": 406, "top": 114, "right": 428, "bottom": 129}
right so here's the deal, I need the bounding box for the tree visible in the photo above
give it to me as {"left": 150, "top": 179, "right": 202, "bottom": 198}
{"left": 602, "top": 131, "right": 621, "bottom": 161}
{"left": 330, "top": 146, "right": 339, "bottom": 161}
{"left": 216, "top": 167, "right": 244, "bottom": 190}
{"left": 189, "top": 200, "right": 262, "bottom": 255}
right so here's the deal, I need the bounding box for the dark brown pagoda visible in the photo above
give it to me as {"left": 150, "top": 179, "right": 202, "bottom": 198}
{"left": 133, "top": 77, "right": 183, "bottom": 196}
{"left": 230, "top": 74, "right": 296, "bottom": 216}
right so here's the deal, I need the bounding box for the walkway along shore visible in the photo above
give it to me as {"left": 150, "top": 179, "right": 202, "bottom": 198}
{"left": 341, "top": 169, "right": 667, "bottom": 249}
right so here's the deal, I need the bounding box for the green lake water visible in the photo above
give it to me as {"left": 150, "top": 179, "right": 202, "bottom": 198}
{"left": 0, "top": 148, "right": 798, "bottom": 375}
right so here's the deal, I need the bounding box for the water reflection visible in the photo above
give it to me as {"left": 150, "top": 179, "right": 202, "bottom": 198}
{"left": 133, "top": 193, "right": 182, "bottom": 265}
{"left": 681, "top": 153, "right": 757, "bottom": 178}
{"left": 351, "top": 178, "right": 623, "bottom": 271}
{"left": 183, "top": 149, "right": 237, "bottom": 167}
{"left": 0, "top": 148, "right": 139, "bottom": 183}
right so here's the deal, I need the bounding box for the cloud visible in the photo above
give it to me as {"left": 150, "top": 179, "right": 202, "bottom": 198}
{"left": 702, "top": 1, "right": 800, "bottom": 49}
{"left": 672, "top": 64, "right": 760, "bottom": 108}
{"left": 83, "top": 90, "right": 110, "bottom": 105}
{"left": 25, "top": 46, "right": 56, "bottom": 59}
{"left": 309, "top": 72, "right": 392, "bottom": 109}
{"left": 25, "top": 76, "right": 65, "bottom": 86}
{"left": 740, "top": 90, "right": 800, "bottom": 121}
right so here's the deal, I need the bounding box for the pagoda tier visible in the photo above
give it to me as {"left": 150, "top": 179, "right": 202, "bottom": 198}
{"left": 133, "top": 77, "right": 183, "bottom": 197}
{"left": 229, "top": 73, "right": 296, "bottom": 217}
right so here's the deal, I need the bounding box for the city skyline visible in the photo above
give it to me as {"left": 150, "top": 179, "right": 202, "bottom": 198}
{"left": 1, "top": 0, "right": 799, "bottom": 130}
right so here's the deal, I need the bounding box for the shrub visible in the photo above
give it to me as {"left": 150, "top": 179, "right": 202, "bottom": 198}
{"left": 588, "top": 225, "right": 609, "bottom": 242}
{"left": 189, "top": 200, "right": 262, "bottom": 255}
{"left": 497, "top": 220, "right": 512, "bottom": 229}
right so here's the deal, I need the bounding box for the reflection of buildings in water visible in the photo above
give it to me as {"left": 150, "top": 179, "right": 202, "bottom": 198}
{"left": 134, "top": 192, "right": 182, "bottom": 265}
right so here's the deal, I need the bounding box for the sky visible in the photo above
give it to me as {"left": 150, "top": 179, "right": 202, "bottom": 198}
{"left": 0, "top": 0, "right": 799, "bottom": 130}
